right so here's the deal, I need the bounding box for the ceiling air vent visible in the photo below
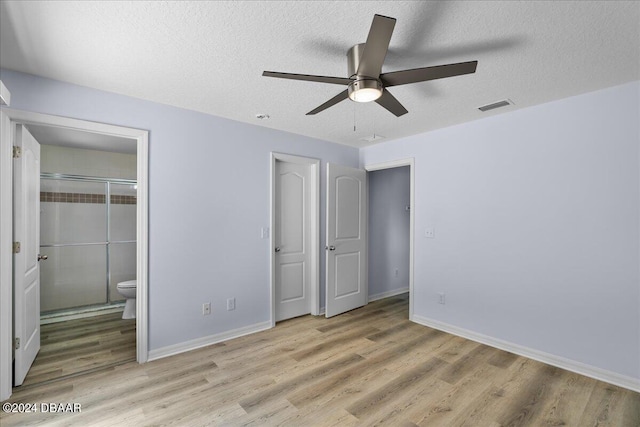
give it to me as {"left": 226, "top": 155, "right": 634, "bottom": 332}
{"left": 360, "top": 134, "right": 385, "bottom": 143}
{"left": 478, "top": 99, "right": 513, "bottom": 112}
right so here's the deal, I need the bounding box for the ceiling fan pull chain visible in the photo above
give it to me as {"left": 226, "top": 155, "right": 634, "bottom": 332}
{"left": 353, "top": 102, "right": 356, "bottom": 132}
{"left": 373, "top": 108, "right": 376, "bottom": 139}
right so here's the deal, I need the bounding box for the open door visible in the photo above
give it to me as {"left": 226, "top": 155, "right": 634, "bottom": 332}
{"left": 325, "top": 163, "right": 367, "bottom": 317}
{"left": 13, "top": 125, "right": 41, "bottom": 386}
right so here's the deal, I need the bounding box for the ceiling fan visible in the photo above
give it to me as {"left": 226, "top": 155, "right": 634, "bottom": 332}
{"left": 263, "top": 14, "right": 478, "bottom": 117}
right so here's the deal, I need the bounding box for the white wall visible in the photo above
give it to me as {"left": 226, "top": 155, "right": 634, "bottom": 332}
{"left": 368, "top": 166, "right": 410, "bottom": 299}
{"left": 0, "top": 69, "right": 359, "bottom": 351}
{"left": 361, "top": 81, "right": 640, "bottom": 382}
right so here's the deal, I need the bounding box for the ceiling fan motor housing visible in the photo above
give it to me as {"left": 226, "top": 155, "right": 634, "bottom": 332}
{"left": 347, "top": 43, "right": 383, "bottom": 102}
{"left": 347, "top": 43, "right": 366, "bottom": 78}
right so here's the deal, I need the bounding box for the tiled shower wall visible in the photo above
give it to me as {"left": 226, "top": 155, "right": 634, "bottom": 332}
{"left": 40, "top": 145, "right": 137, "bottom": 313}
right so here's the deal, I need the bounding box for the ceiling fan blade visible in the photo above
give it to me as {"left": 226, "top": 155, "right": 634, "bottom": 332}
{"left": 356, "top": 14, "right": 396, "bottom": 78}
{"left": 263, "top": 71, "right": 351, "bottom": 85}
{"left": 380, "top": 61, "right": 478, "bottom": 87}
{"left": 306, "top": 90, "right": 349, "bottom": 115}
{"left": 375, "top": 90, "right": 408, "bottom": 117}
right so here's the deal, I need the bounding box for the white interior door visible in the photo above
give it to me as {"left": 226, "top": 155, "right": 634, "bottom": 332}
{"left": 325, "top": 163, "right": 367, "bottom": 317}
{"left": 275, "top": 160, "right": 312, "bottom": 321}
{"left": 13, "top": 125, "right": 41, "bottom": 386}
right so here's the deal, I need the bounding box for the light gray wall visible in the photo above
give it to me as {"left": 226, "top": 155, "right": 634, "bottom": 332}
{"left": 0, "top": 69, "right": 359, "bottom": 350}
{"left": 361, "top": 81, "right": 640, "bottom": 380}
{"left": 368, "top": 166, "right": 410, "bottom": 298}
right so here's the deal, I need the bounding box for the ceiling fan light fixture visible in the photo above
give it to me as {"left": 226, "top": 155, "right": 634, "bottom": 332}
{"left": 348, "top": 78, "right": 383, "bottom": 103}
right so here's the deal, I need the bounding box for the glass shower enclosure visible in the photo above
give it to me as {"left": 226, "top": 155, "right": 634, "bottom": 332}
{"left": 39, "top": 173, "right": 137, "bottom": 314}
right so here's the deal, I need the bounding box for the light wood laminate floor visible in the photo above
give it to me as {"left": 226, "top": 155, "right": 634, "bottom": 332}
{"left": 21, "top": 311, "right": 136, "bottom": 387}
{"left": 2, "top": 294, "right": 638, "bottom": 426}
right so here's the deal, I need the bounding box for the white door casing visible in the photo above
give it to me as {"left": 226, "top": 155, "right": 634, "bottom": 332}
{"left": 0, "top": 110, "right": 12, "bottom": 401}
{"left": 325, "top": 163, "right": 367, "bottom": 318}
{"left": 13, "top": 125, "right": 41, "bottom": 386}
{"left": 274, "top": 160, "right": 313, "bottom": 321}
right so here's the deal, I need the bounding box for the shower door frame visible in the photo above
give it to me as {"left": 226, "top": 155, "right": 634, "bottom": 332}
{"left": 0, "top": 108, "right": 149, "bottom": 401}
{"left": 39, "top": 173, "right": 138, "bottom": 313}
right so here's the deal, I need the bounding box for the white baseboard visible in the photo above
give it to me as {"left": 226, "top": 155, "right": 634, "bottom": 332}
{"left": 148, "top": 321, "right": 272, "bottom": 362}
{"left": 368, "top": 287, "right": 409, "bottom": 302}
{"left": 412, "top": 314, "right": 640, "bottom": 393}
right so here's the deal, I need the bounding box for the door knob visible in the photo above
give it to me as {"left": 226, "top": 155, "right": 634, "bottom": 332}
{"left": 275, "top": 247, "right": 281, "bottom": 252}
{"left": 327, "top": 245, "right": 336, "bottom": 251}
{"left": 37, "top": 254, "right": 48, "bottom": 261}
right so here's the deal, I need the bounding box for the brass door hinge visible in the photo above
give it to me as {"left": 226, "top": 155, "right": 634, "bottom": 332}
{"left": 14, "top": 337, "right": 20, "bottom": 350}
{"left": 12, "top": 146, "right": 21, "bottom": 158}
{"left": 12, "top": 242, "right": 20, "bottom": 253}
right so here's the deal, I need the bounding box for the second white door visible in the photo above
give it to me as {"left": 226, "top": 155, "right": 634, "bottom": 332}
{"left": 274, "top": 159, "right": 313, "bottom": 321}
{"left": 325, "top": 163, "right": 367, "bottom": 317}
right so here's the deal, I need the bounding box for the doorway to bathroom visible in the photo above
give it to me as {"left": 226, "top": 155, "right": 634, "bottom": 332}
{"left": 24, "top": 127, "right": 138, "bottom": 387}
{"left": 0, "top": 109, "right": 149, "bottom": 398}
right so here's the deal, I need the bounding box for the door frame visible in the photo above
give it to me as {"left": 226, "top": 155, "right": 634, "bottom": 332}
{"left": 364, "top": 158, "right": 415, "bottom": 320}
{"left": 0, "top": 108, "right": 149, "bottom": 400}
{"left": 270, "top": 152, "right": 320, "bottom": 326}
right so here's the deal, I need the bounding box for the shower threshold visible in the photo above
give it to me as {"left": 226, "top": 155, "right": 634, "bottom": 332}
{"left": 41, "top": 302, "right": 126, "bottom": 325}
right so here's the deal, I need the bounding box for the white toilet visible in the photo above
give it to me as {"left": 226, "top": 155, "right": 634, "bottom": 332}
{"left": 116, "top": 280, "right": 137, "bottom": 319}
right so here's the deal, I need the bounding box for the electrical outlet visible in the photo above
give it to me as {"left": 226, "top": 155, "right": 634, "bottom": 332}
{"left": 227, "top": 298, "right": 236, "bottom": 311}
{"left": 425, "top": 228, "right": 435, "bottom": 238}
{"left": 202, "top": 302, "right": 211, "bottom": 315}
{"left": 438, "top": 293, "right": 446, "bottom": 305}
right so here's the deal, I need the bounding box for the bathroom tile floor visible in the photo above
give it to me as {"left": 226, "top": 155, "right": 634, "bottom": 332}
{"left": 19, "top": 311, "right": 136, "bottom": 387}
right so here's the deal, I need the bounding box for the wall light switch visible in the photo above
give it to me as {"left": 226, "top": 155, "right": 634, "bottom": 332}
{"left": 261, "top": 227, "right": 269, "bottom": 239}
{"left": 424, "top": 228, "right": 435, "bottom": 238}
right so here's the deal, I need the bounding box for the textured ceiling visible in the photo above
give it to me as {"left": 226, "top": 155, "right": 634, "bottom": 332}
{"left": 1, "top": 1, "right": 638, "bottom": 148}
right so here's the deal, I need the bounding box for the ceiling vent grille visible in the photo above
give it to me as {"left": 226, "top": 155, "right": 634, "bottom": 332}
{"left": 360, "top": 134, "right": 385, "bottom": 143}
{"left": 478, "top": 99, "right": 513, "bottom": 112}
